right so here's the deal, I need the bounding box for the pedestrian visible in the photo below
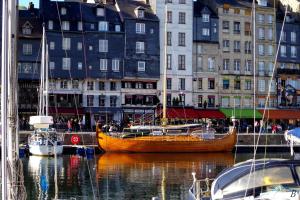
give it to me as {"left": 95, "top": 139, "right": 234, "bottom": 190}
{"left": 67, "top": 119, "right": 72, "bottom": 132}
{"left": 271, "top": 124, "right": 276, "bottom": 134}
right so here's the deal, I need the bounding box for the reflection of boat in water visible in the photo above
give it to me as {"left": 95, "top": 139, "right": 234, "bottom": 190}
{"left": 97, "top": 153, "right": 234, "bottom": 179}
{"left": 96, "top": 126, "right": 237, "bottom": 153}
{"left": 189, "top": 159, "right": 300, "bottom": 200}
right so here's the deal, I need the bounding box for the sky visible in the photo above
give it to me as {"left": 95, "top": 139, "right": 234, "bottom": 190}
{"left": 19, "top": 0, "right": 39, "bottom": 7}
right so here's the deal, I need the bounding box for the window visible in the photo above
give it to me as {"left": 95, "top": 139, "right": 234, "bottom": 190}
{"left": 99, "top": 95, "right": 105, "bottom": 107}
{"left": 115, "top": 25, "right": 120, "bottom": 32}
{"left": 202, "top": 14, "right": 210, "bottom": 22}
{"left": 137, "top": 9, "right": 144, "bottom": 18}
{"left": 179, "top": 12, "right": 185, "bottom": 24}
{"left": 99, "top": 21, "right": 108, "bottom": 31}
{"left": 258, "top": 79, "right": 265, "bottom": 92}
{"left": 97, "top": 8, "right": 105, "bottom": 16}
{"left": 198, "top": 95, "right": 203, "bottom": 107}
{"left": 208, "top": 96, "right": 215, "bottom": 107}
{"left": 197, "top": 56, "right": 202, "bottom": 71}
{"left": 234, "top": 8, "right": 240, "bottom": 14}
{"left": 100, "top": 59, "right": 107, "bottom": 71}
{"left": 267, "top": 15, "right": 273, "bottom": 24}
{"left": 280, "top": 63, "right": 286, "bottom": 69}
{"left": 78, "top": 62, "right": 82, "bottom": 70}
{"left": 291, "top": 46, "right": 297, "bottom": 58}
{"left": 223, "top": 167, "right": 294, "bottom": 196}
{"left": 110, "top": 82, "right": 116, "bottom": 91}
{"left": 268, "top": 45, "right": 273, "bottom": 56}
{"left": 179, "top": 0, "right": 186, "bottom": 4}
{"left": 178, "top": 32, "right": 185, "bottom": 46}
{"left": 202, "top": 28, "right": 210, "bottom": 36}
{"left": 167, "top": 54, "right": 172, "bottom": 69}
{"left": 72, "top": 80, "right": 79, "bottom": 89}
{"left": 267, "top": 28, "right": 273, "bottom": 40}
{"left": 221, "top": 97, "right": 229, "bottom": 107}
{"left": 245, "top": 80, "right": 251, "bottom": 90}
{"left": 245, "top": 60, "right": 252, "bottom": 72}
{"left": 245, "top": 22, "right": 251, "bottom": 36}
{"left": 179, "top": 78, "right": 185, "bottom": 90}
{"left": 90, "top": 24, "right": 95, "bottom": 30}
{"left": 234, "top": 59, "right": 240, "bottom": 71}
{"left": 136, "top": 23, "right": 145, "bottom": 34}
{"left": 282, "top": 31, "right": 286, "bottom": 41}
{"left": 60, "top": 80, "right": 68, "bottom": 89}
{"left": 99, "top": 40, "right": 108, "bottom": 52}
{"left": 223, "top": 40, "right": 230, "bottom": 51}
{"left": 234, "top": 41, "right": 240, "bottom": 52}
{"left": 62, "top": 38, "right": 71, "bottom": 50}
{"left": 77, "top": 42, "right": 82, "bottom": 51}
{"left": 223, "top": 59, "right": 230, "bottom": 70}
{"left": 49, "top": 62, "right": 55, "bottom": 70}
{"left": 167, "top": 11, "right": 172, "bottom": 23}
{"left": 48, "top": 20, "right": 53, "bottom": 30}
{"left": 291, "top": 32, "right": 296, "bottom": 43}
{"left": 23, "top": 44, "right": 32, "bottom": 55}
{"left": 22, "top": 27, "right": 31, "bottom": 35}
{"left": 245, "top": 41, "right": 251, "bottom": 54}
{"left": 208, "top": 79, "right": 215, "bottom": 89}
{"left": 258, "top": 14, "right": 264, "bottom": 24}
{"left": 223, "top": 7, "right": 229, "bottom": 14}
{"left": 110, "top": 96, "right": 117, "bottom": 107}
{"left": 234, "top": 79, "right": 240, "bottom": 90}
{"left": 179, "top": 94, "right": 185, "bottom": 106}
{"left": 62, "top": 21, "right": 70, "bottom": 31}
{"left": 112, "top": 59, "right": 120, "bottom": 71}
{"left": 50, "top": 42, "right": 55, "bottom": 50}
{"left": 233, "top": 22, "right": 240, "bottom": 34}
{"left": 99, "top": 82, "right": 105, "bottom": 90}
{"left": 178, "top": 55, "right": 185, "bottom": 70}
{"left": 222, "top": 21, "right": 229, "bottom": 32}
{"left": 258, "top": 28, "right": 264, "bottom": 39}
{"left": 258, "top": 44, "right": 264, "bottom": 56}
{"left": 87, "top": 81, "right": 94, "bottom": 90}
{"left": 167, "top": 32, "right": 172, "bottom": 46}
{"left": 166, "top": 0, "right": 172, "bottom": 3}
{"left": 138, "top": 61, "right": 145, "bottom": 71}
{"left": 61, "top": 7, "right": 66, "bottom": 15}
{"left": 87, "top": 95, "right": 94, "bottom": 107}
{"left": 136, "top": 42, "right": 145, "bottom": 53}
{"left": 167, "top": 78, "right": 172, "bottom": 89}
{"left": 78, "top": 22, "right": 83, "bottom": 31}
{"left": 198, "top": 78, "right": 202, "bottom": 89}
{"left": 268, "top": 62, "right": 273, "bottom": 73}
{"left": 223, "top": 79, "right": 229, "bottom": 89}
{"left": 280, "top": 45, "right": 286, "bottom": 57}
{"left": 208, "top": 57, "right": 215, "bottom": 71}
{"left": 62, "top": 58, "right": 71, "bottom": 70}
{"left": 258, "top": 61, "right": 265, "bottom": 73}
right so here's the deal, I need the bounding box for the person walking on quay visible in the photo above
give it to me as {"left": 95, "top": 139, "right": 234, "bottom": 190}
{"left": 67, "top": 119, "right": 72, "bottom": 132}
{"left": 272, "top": 123, "right": 277, "bottom": 134}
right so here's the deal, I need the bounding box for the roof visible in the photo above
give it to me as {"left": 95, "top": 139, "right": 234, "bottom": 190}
{"left": 19, "top": 8, "right": 42, "bottom": 38}
{"left": 116, "top": 0, "right": 159, "bottom": 21}
{"left": 193, "top": 1, "right": 218, "bottom": 18}
{"left": 259, "top": 109, "right": 300, "bottom": 119}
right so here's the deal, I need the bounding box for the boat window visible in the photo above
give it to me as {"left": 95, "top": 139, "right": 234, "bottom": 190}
{"left": 222, "top": 166, "right": 294, "bottom": 195}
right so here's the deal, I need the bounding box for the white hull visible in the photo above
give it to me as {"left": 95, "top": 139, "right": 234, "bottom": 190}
{"left": 29, "top": 144, "right": 63, "bottom": 156}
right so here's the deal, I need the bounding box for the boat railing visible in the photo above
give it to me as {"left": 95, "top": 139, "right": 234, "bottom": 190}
{"left": 189, "top": 173, "right": 214, "bottom": 200}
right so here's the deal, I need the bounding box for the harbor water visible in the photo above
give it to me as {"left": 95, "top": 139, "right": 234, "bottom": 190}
{"left": 22, "top": 153, "right": 291, "bottom": 199}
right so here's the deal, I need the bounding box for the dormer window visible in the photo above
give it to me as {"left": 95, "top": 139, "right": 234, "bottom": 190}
{"left": 22, "top": 22, "right": 33, "bottom": 35}
{"left": 97, "top": 8, "right": 104, "bottom": 16}
{"left": 258, "top": 0, "right": 267, "bottom": 6}
{"left": 202, "top": 14, "right": 210, "bottom": 22}
{"left": 135, "top": 8, "right": 145, "bottom": 18}
{"left": 61, "top": 7, "right": 66, "bottom": 15}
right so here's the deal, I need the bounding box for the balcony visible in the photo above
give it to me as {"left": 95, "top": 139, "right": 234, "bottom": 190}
{"left": 277, "top": 68, "right": 300, "bottom": 75}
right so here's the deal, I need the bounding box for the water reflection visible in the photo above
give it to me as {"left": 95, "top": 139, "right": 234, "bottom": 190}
{"left": 96, "top": 153, "right": 234, "bottom": 199}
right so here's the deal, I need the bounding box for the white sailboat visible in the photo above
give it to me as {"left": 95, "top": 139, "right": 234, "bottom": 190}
{"left": 28, "top": 25, "right": 63, "bottom": 156}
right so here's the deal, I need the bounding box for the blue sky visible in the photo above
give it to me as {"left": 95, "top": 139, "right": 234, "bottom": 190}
{"left": 20, "top": 0, "right": 39, "bottom": 7}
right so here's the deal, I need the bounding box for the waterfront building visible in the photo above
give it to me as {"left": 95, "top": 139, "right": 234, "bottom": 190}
{"left": 149, "top": 0, "right": 194, "bottom": 107}
{"left": 255, "top": 0, "right": 277, "bottom": 108}
{"left": 204, "top": 0, "right": 254, "bottom": 109}
{"left": 40, "top": 0, "right": 124, "bottom": 128}
{"left": 18, "top": 3, "right": 42, "bottom": 122}
{"left": 276, "top": 4, "right": 300, "bottom": 108}
{"left": 116, "top": 0, "right": 160, "bottom": 124}
{"left": 193, "top": 0, "right": 219, "bottom": 109}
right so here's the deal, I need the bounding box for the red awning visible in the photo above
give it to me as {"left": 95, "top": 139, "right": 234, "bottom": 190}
{"left": 157, "top": 108, "right": 225, "bottom": 119}
{"left": 48, "top": 107, "right": 84, "bottom": 115}
{"left": 259, "top": 109, "right": 300, "bottom": 119}
{"left": 194, "top": 109, "right": 225, "bottom": 119}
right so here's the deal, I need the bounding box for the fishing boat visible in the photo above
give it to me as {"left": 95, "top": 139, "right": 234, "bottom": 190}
{"left": 28, "top": 25, "right": 63, "bottom": 156}
{"left": 96, "top": 125, "right": 236, "bottom": 152}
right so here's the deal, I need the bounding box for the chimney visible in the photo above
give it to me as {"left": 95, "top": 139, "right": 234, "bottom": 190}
{"left": 28, "top": 2, "right": 34, "bottom": 10}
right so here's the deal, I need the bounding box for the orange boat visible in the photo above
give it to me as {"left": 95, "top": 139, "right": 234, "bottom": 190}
{"left": 96, "top": 126, "right": 237, "bottom": 153}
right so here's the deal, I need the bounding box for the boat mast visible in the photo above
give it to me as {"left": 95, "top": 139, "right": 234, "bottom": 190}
{"left": 39, "top": 25, "right": 46, "bottom": 116}
{"left": 161, "top": 3, "right": 168, "bottom": 127}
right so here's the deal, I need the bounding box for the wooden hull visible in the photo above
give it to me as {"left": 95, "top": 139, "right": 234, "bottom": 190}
{"left": 96, "top": 128, "right": 237, "bottom": 153}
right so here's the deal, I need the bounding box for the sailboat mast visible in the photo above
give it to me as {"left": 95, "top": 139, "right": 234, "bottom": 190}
{"left": 45, "top": 43, "right": 49, "bottom": 116}
{"left": 162, "top": 4, "right": 168, "bottom": 127}
{"left": 40, "top": 25, "right": 46, "bottom": 116}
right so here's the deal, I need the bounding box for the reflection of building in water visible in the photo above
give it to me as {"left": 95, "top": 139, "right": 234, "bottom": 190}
{"left": 96, "top": 153, "right": 234, "bottom": 199}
